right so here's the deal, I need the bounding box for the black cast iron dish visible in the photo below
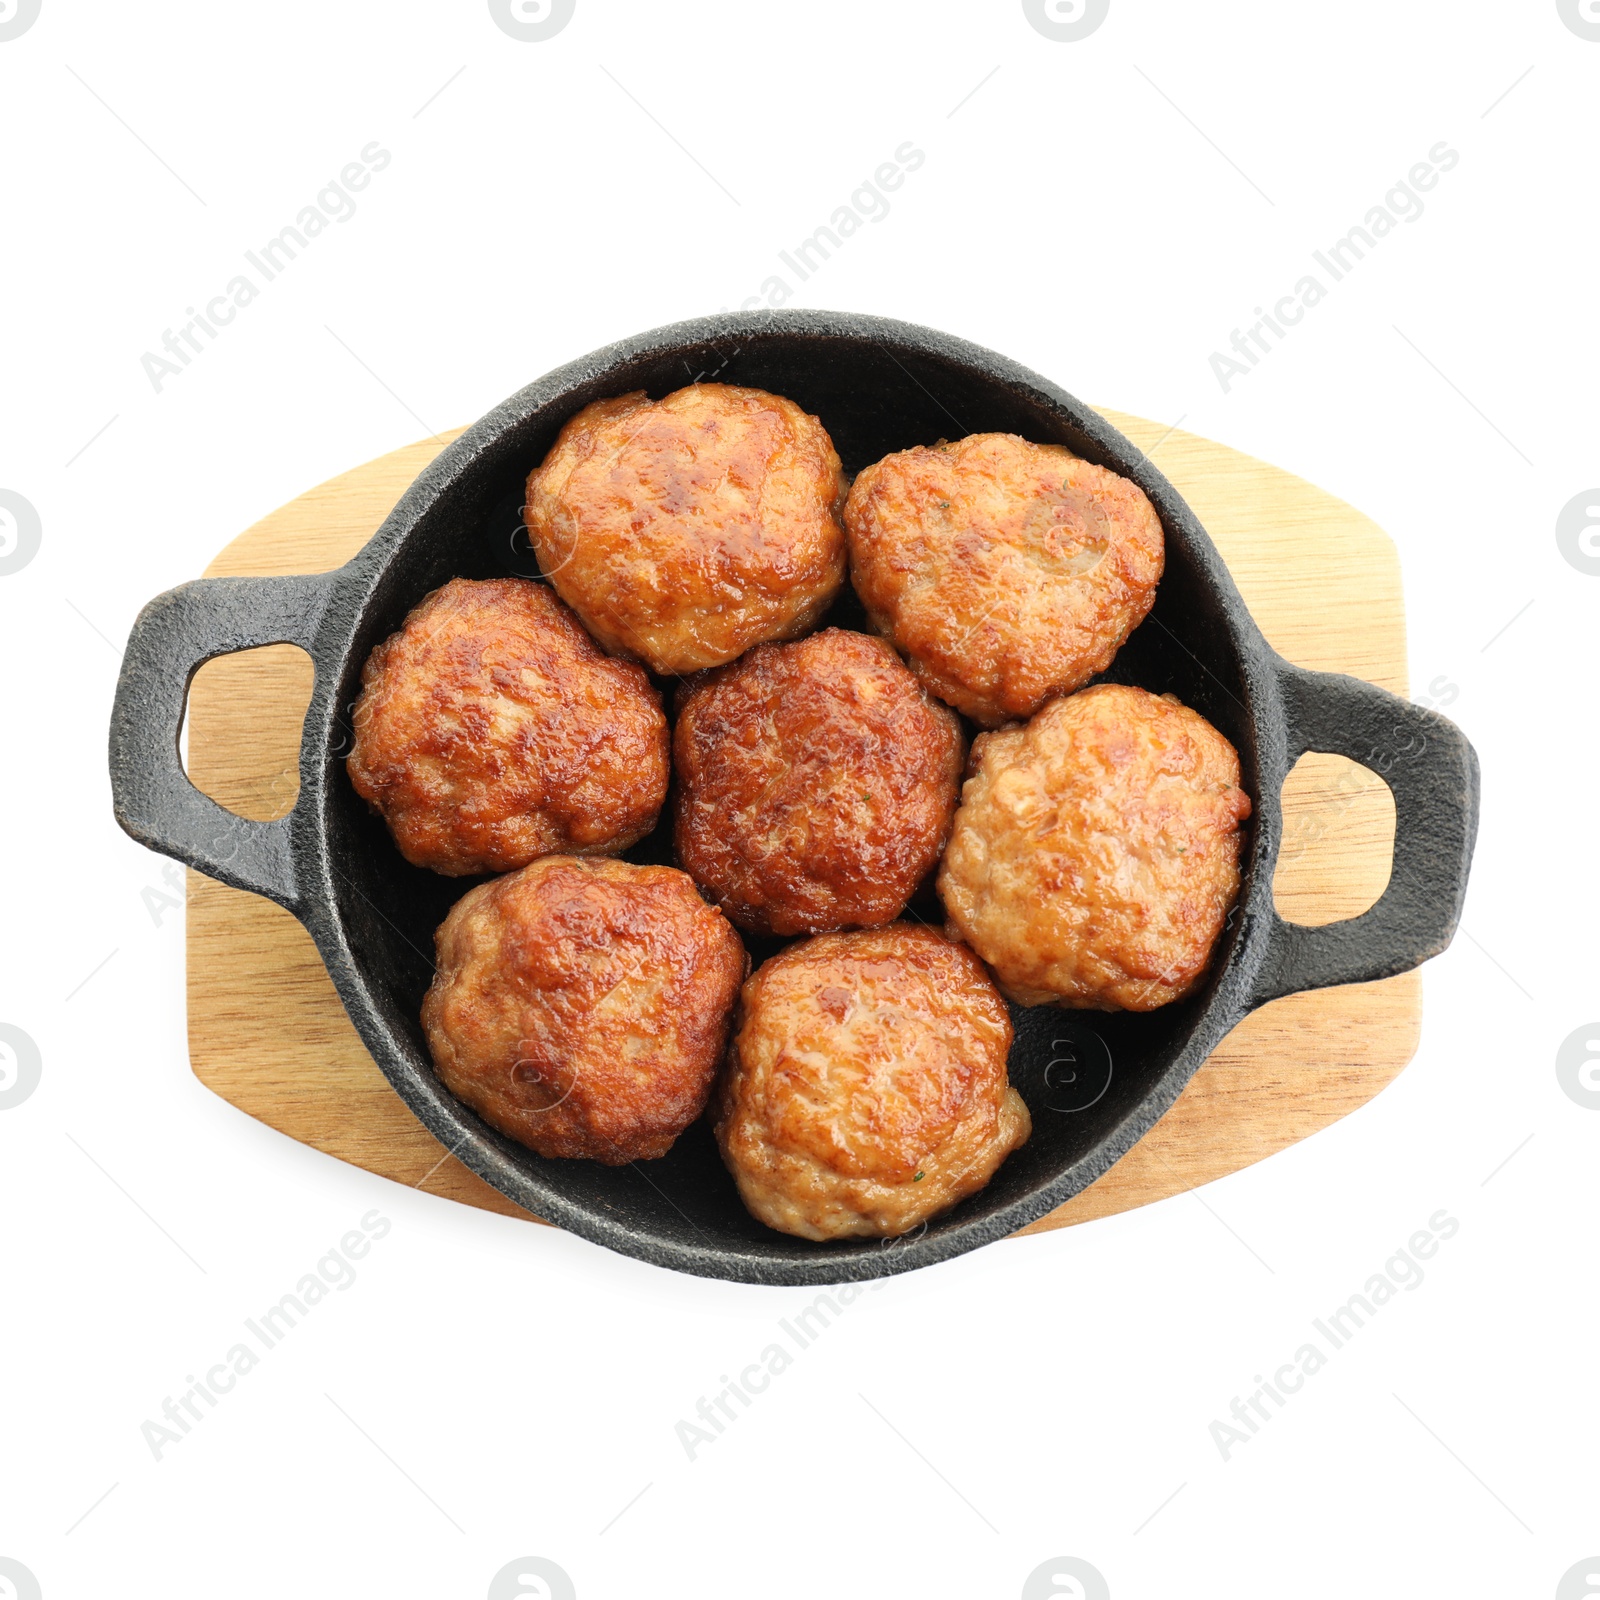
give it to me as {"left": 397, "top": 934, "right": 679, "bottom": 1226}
{"left": 109, "top": 312, "right": 1480, "bottom": 1285}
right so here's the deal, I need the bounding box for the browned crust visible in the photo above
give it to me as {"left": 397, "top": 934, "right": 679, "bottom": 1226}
{"left": 346, "top": 578, "right": 669, "bottom": 877}
{"left": 524, "top": 383, "right": 847, "bottom": 674}
{"left": 939, "top": 683, "right": 1252, "bottom": 1010}
{"left": 422, "top": 856, "right": 748, "bottom": 1164}
{"left": 845, "top": 432, "right": 1164, "bottom": 727}
{"left": 672, "top": 629, "right": 964, "bottom": 936}
{"left": 715, "top": 924, "right": 1030, "bottom": 1239}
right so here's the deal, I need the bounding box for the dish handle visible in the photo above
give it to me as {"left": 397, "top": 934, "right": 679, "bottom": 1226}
{"left": 108, "top": 573, "right": 335, "bottom": 914}
{"left": 1248, "top": 662, "right": 1480, "bottom": 1007}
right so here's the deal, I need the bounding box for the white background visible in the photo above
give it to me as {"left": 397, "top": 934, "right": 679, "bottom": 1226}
{"left": 2, "top": 2, "right": 1596, "bottom": 1596}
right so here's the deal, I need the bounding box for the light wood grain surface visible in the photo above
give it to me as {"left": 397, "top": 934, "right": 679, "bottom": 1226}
{"left": 186, "top": 412, "right": 1420, "bottom": 1235}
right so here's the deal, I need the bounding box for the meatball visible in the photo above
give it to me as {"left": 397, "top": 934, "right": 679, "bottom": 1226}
{"left": 422, "top": 857, "right": 747, "bottom": 1164}
{"left": 939, "top": 684, "right": 1252, "bottom": 1011}
{"left": 715, "top": 925, "right": 1031, "bottom": 1241}
{"left": 347, "top": 578, "right": 668, "bottom": 876}
{"left": 673, "top": 629, "right": 964, "bottom": 937}
{"left": 524, "top": 383, "right": 847, "bottom": 675}
{"left": 844, "top": 432, "right": 1164, "bottom": 727}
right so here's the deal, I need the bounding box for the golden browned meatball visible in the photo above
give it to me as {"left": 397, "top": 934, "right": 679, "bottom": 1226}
{"left": 346, "top": 578, "right": 668, "bottom": 877}
{"left": 524, "top": 383, "right": 847, "bottom": 675}
{"left": 715, "top": 925, "right": 1031, "bottom": 1240}
{"left": 845, "top": 432, "right": 1164, "bottom": 727}
{"left": 939, "top": 684, "right": 1252, "bottom": 1011}
{"left": 673, "top": 629, "right": 964, "bottom": 937}
{"left": 422, "top": 857, "right": 747, "bottom": 1164}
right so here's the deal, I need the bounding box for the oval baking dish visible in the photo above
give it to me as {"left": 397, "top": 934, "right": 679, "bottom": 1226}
{"left": 109, "top": 311, "right": 1479, "bottom": 1285}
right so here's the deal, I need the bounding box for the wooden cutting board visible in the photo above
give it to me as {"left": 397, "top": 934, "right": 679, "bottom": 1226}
{"left": 185, "top": 412, "right": 1419, "bottom": 1237}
